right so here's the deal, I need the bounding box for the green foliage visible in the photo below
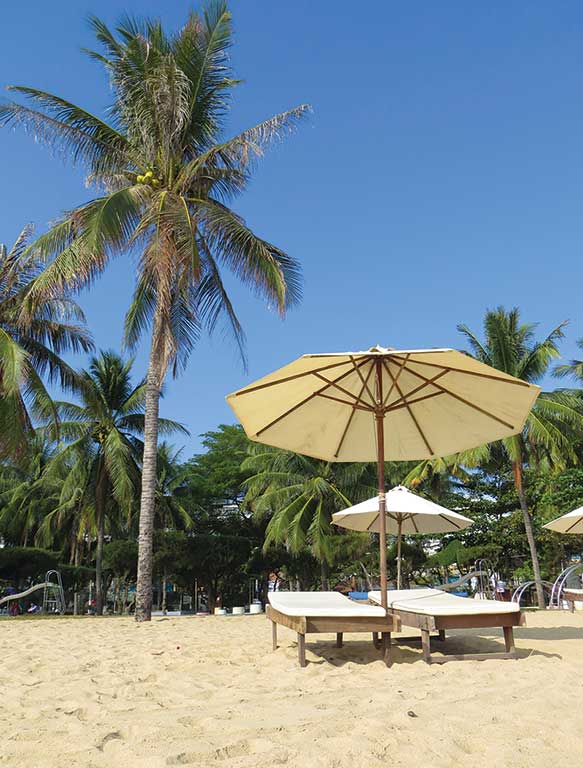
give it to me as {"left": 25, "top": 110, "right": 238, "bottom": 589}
{"left": 0, "top": 225, "right": 92, "bottom": 458}
{"left": 0, "top": 547, "right": 59, "bottom": 581}
{"left": 103, "top": 540, "right": 139, "bottom": 579}
{"left": 243, "top": 444, "right": 375, "bottom": 564}
{"left": 183, "top": 424, "right": 252, "bottom": 506}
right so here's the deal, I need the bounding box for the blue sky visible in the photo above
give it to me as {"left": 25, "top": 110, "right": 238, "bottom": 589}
{"left": 2, "top": 1, "right": 583, "bottom": 454}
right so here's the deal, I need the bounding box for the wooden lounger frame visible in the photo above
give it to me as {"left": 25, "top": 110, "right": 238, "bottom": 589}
{"left": 561, "top": 589, "right": 583, "bottom": 613}
{"left": 382, "top": 608, "right": 525, "bottom": 664}
{"left": 266, "top": 604, "right": 401, "bottom": 668}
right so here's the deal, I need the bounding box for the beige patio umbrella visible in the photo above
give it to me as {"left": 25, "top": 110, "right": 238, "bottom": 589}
{"left": 226, "top": 346, "right": 540, "bottom": 609}
{"left": 543, "top": 507, "right": 583, "bottom": 534}
{"left": 332, "top": 485, "right": 473, "bottom": 588}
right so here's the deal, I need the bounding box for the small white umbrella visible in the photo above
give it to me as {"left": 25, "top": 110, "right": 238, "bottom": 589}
{"left": 332, "top": 485, "right": 473, "bottom": 588}
{"left": 543, "top": 507, "right": 583, "bottom": 535}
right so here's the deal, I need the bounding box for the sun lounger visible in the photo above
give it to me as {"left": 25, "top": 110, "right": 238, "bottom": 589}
{"left": 368, "top": 588, "right": 524, "bottom": 664}
{"left": 267, "top": 592, "right": 400, "bottom": 667}
{"left": 561, "top": 587, "right": 583, "bottom": 611}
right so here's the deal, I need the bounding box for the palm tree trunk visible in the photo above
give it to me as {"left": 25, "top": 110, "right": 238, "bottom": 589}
{"left": 512, "top": 461, "right": 545, "bottom": 610}
{"left": 162, "top": 573, "right": 168, "bottom": 614}
{"left": 95, "top": 475, "right": 108, "bottom": 615}
{"left": 136, "top": 334, "right": 163, "bottom": 622}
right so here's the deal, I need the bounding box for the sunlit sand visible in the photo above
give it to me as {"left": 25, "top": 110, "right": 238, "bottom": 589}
{"left": 2, "top": 610, "right": 583, "bottom": 767}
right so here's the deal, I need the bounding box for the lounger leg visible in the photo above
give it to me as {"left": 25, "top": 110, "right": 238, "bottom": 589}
{"left": 438, "top": 629, "right": 446, "bottom": 642}
{"left": 297, "top": 633, "right": 306, "bottom": 667}
{"left": 336, "top": 632, "right": 343, "bottom": 648}
{"left": 503, "top": 626, "right": 515, "bottom": 655}
{"left": 372, "top": 632, "right": 381, "bottom": 649}
{"left": 421, "top": 629, "right": 431, "bottom": 664}
{"left": 381, "top": 632, "right": 393, "bottom": 668}
{"left": 271, "top": 620, "right": 277, "bottom": 650}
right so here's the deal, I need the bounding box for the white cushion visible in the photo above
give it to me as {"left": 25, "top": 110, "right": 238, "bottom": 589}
{"left": 268, "top": 591, "right": 386, "bottom": 617}
{"left": 368, "top": 588, "right": 520, "bottom": 616}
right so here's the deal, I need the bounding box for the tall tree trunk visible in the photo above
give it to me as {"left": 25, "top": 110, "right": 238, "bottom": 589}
{"left": 95, "top": 474, "right": 108, "bottom": 616}
{"left": 512, "top": 461, "right": 545, "bottom": 610}
{"left": 162, "top": 573, "right": 168, "bottom": 614}
{"left": 135, "top": 332, "right": 164, "bottom": 622}
{"left": 320, "top": 560, "right": 329, "bottom": 591}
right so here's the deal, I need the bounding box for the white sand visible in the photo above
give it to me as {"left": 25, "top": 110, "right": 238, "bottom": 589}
{"left": 1, "top": 610, "right": 582, "bottom": 767}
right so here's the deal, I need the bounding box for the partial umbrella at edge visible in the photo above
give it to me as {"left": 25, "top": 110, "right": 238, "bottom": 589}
{"left": 226, "top": 346, "right": 540, "bottom": 610}
{"left": 543, "top": 507, "right": 583, "bottom": 535}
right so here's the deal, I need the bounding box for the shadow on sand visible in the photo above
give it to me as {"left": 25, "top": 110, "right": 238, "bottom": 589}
{"left": 293, "top": 627, "right": 563, "bottom": 667}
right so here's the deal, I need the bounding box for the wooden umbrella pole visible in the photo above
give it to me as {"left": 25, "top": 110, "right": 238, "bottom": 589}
{"left": 375, "top": 361, "right": 388, "bottom": 611}
{"left": 397, "top": 517, "right": 402, "bottom": 590}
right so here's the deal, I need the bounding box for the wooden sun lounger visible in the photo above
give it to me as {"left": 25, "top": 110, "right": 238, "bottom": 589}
{"left": 267, "top": 592, "right": 400, "bottom": 668}
{"left": 368, "top": 588, "right": 525, "bottom": 664}
{"left": 561, "top": 587, "right": 583, "bottom": 612}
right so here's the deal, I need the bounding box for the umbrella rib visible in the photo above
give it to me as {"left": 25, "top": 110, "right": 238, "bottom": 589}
{"left": 391, "top": 356, "right": 533, "bottom": 388}
{"left": 367, "top": 513, "right": 381, "bottom": 532}
{"left": 384, "top": 391, "right": 445, "bottom": 414}
{"left": 385, "top": 370, "right": 450, "bottom": 410}
{"left": 232, "top": 358, "right": 358, "bottom": 397}
{"left": 333, "top": 363, "right": 376, "bottom": 458}
{"left": 565, "top": 517, "right": 583, "bottom": 533}
{"left": 383, "top": 360, "right": 434, "bottom": 455}
{"left": 254, "top": 358, "right": 372, "bottom": 437}
{"left": 411, "top": 515, "right": 419, "bottom": 533}
{"left": 349, "top": 356, "right": 377, "bottom": 407}
{"left": 382, "top": 354, "right": 410, "bottom": 406}
{"left": 316, "top": 392, "right": 371, "bottom": 410}
{"left": 438, "top": 513, "right": 462, "bottom": 530}
{"left": 396, "top": 362, "right": 517, "bottom": 430}
{"left": 313, "top": 372, "right": 375, "bottom": 410}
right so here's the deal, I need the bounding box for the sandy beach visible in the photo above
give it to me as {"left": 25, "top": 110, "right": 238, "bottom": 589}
{"left": 1, "top": 610, "right": 582, "bottom": 768}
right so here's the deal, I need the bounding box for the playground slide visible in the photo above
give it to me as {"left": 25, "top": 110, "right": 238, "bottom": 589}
{"left": 436, "top": 570, "right": 488, "bottom": 591}
{"left": 0, "top": 582, "right": 51, "bottom": 606}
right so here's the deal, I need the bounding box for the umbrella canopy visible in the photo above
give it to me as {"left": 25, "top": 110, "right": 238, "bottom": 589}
{"left": 332, "top": 485, "right": 473, "bottom": 534}
{"left": 543, "top": 508, "right": 583, "bottom": 534}
{"left": 332, "top": 485, "right": 473, "bottom": 587}
{"left": 227, "top": 346, "right": 539, "bottom": 609}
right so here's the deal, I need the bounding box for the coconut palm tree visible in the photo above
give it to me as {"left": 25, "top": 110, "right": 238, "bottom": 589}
{"left": 554, "top": 339, "right": 583, "bottom": 382}
{"left": 0, "top": 4, "right": 307, "bottom": 620}
{"left": 0, "top": 437, "right": 58, "bottom": 546}
{"left": 0, "top": 225, "right": 92, "bottom": 458}
{"left": 154, "top": 443, "right": 193, "bottom": 532}
{"left": 243, "top": 446, "right": 375, "bottom": 590}
{"left": 43, "top": 351, "right": 186, "bottom": 613}
{"left": 456, "top": 308, "right": 583, "bottom": 609}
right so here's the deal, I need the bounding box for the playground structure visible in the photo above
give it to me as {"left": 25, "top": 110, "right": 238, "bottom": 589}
{"left": 512, "top": 562, "right": 583, "bottom": 609}
{"left": 549, "top": 563, "right": 583, "bottom": 610}
{"left": 437, "top": 559, "right": 498, "bottom": 599}
{"left": 0, "top": 570, "right": 65, "bottom": 615}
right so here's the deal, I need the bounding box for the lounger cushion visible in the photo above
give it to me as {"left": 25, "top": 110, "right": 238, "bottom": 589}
{"left": 268, "top": 591, "right": 386, "bottom": 617}
{"left": 368, "top": 588, "right": 520, "bottom": 616}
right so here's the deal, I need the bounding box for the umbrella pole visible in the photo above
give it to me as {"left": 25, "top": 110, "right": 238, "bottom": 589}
{"left": 375, "top": 360, "right": 388, "bottom": 612}
{"left": 396, "top": 518, "right": 402, "bottom": 590}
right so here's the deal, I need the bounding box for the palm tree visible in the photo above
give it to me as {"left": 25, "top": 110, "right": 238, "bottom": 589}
{"left": 554, "top": 339, "right": 583, "bottom": 381}
{"left": 154, "top": 443, "right": 193, "bottom": 532}
{"left": 0, "top": 437, "right": 58, "bottom": 545}
{"left": 0, "top": 4, "right": 307, "bottom": 620}
{"left": 243, "top": 446, "right": 374, "bottom": 590}
{"left": 0, "top": 225, "right": 92, "bottom": 458}
{"left": 456, "top": 307, "right": 583, "bottom": 608}
{"left": 44, "top": 351, "right": 185, "bottom": 614}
